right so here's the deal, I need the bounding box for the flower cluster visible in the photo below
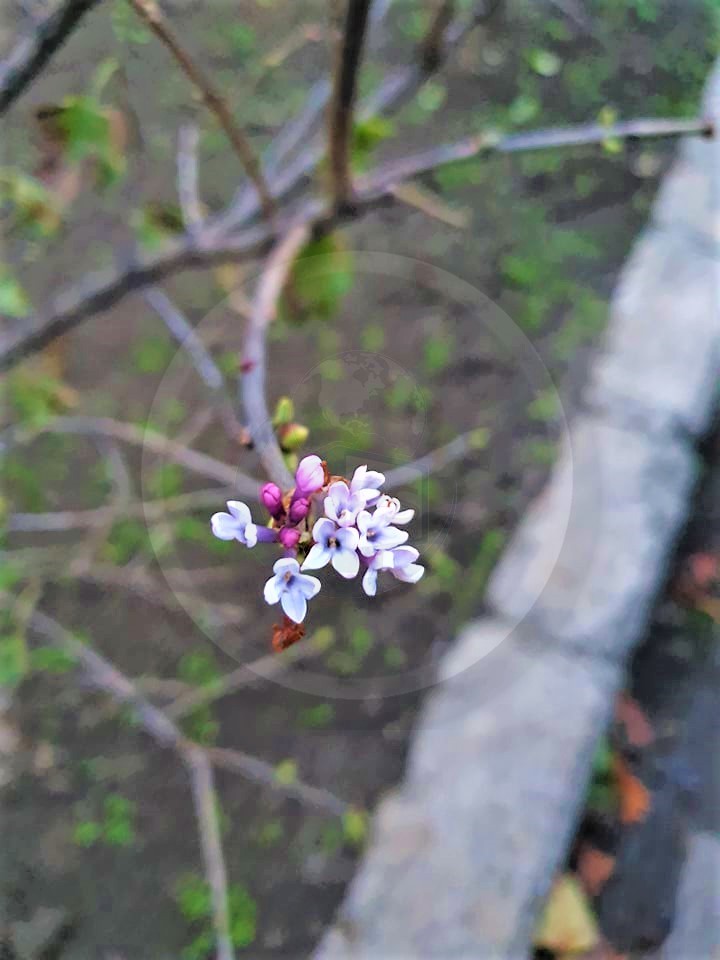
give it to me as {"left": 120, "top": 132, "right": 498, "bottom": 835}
{"left": 210, "top": 455, "right": 423, "bottom": 635}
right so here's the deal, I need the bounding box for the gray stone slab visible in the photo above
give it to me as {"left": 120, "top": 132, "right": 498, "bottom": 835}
{"left": 486, "top": 413, "right": 697, "bottom": 661}
{"left": 585, "top": 227, "right": 720, "bottom": 438}
{"left": 316, "top": 623, "right": 621, "bottom": 960}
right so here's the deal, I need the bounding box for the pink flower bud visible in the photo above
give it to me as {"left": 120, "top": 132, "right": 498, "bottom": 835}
{"left": 279, "top": 527, "right": 301, "bottom": 549}
{"left": 295, "top": 454, "right": 324, "bottom": 495}
{"left": 289, "top": 496, "right": 311, "bottom": 524}
{"left": 261, "top": 482, "right": 284, "bottom": 518}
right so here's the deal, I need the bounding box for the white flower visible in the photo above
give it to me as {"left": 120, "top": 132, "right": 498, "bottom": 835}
{"left": 350, "top": 464, "right": 385, "bottom": 505}
{"left": 388, "top": 545, "right": 424, "bottom": 584}
{"left": 361, "top": 549, "right": 394, "bottom": 597}
{"left": 361, "top": 545, "right": 424, "bottom": 596}
{"left": 263, "top": 557, "right": 321, "bottom": 623}
{"left": 210, "top": 501, "right": 258, "bottom": 547}
{"left": 356, "top": 509, "right": 408, "bottom": 558}
{"left": 324, "top": 481, "right": 365, "bottom": 528}
{"left": 374, "top": 495, "right": 414, "bottom": 525}
{"left": 302, "top": 518, "right": 360, "bottom": 579}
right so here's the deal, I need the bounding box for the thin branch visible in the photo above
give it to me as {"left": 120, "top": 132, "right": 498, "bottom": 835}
{"left": 207, "top": 746, "right": 351, "bottom": 816}
{"left": 143, "top": 287, "right": 245, "bottom": 441}
{"left": 327, "top": 0, "right": 374, "bottom": 210}
{"left": 166, "top": 634, "right": 331, "bottom": 720}
{"left": 241, "top": 222, "right": 311, "bottom": 488}
{"left": 177, "top": 122, "right": 204, "bottom": 235}
{"left": 1, "top": 115, "right": 711, "bottom": 373}
{"left": 0, "top": 0, "right": 102, "bottom": 114}
{"left": 126, "top": 0, "right": 276, "bottom": 221}
{"left": 384, "top": 427, "right": 489, "bottom": 490}
{"left": 2, "top": 415, "right": 258, "bottom": 493}
{"left": 8, "top": 487, "right": 237, "bottom": 533}
{"left": 222, "top": 0, "right": 394, "bottom": 229}
{"left": 420, "top": 0, "right": 456, "bottom": 73}
{"left": 185, "top": 747, "right": 235, "bottom": 960}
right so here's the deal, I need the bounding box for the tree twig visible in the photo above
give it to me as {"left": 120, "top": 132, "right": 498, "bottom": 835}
{"left": 1, "top": 114, "right": 710, "bottom": 373}
{"left": 177, "top": 122, "right": 204, "bottom": 235}
{"left": 0, "top": 0, "right": 102, "bottom": 114}
{"left": 384, "top": 427, "right": 489, "bottom": 490}
{"left": 185, "top": 747, "right": 236, "bottom": 960}
{"left": 2, "top": 415, "right": 258, "bottom": 493}
{"left": 241, "top": 222, "right": 311, "bottom": 488}
{"left": 143, "top": 287, "right": 245, "bottom": 441}
{"left": 327, "top": 0, "right": 374, "bottom": 211}
{"left": 126, "top": 0, "right": 276, "bottom": 222}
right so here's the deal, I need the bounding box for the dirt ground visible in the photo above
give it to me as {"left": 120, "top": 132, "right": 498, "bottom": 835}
{"left": 2, "top": 1, "right": 719, "bottom": 957}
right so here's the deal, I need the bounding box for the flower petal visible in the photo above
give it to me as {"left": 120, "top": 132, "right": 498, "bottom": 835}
{"left": 263, "top": 575, "right": 281, "bottom": 605}
{"left": 362, "top": 567, "right": 378, "bottom": 597}
{"left": 393, "top": 563, "right": 424, "bottom": 584}
{"left": 332, "top": 547, "right": 360, "bottom": 579}
{"left": 358, "top": 536, "right": 376, "bottom": 558}
{"left": 376, "top": 526, "right": 408, "bottom": 550}
{"left": 296, "top": 573, "right": 322, "bottom": 599}
{"left": 226, "top": 501, "right": 252, "bottom": 524}
{"left": 311, "top": 517, "right": 337, "bottom": 545}
{"left": 302, "top": 543, "right": 331, "bottom": 570}
{"left": 210, "top": 512, "right": 241, "bottom": 540}
{"left": 281, "top": 589, "right": 307, "bottom": 623}
{"left": 356, "top": 510, "right": 372, "bottom": 534}
{"left": 243, "top": 522, "right": 258, "bottom": 548}
{"left": 391, "top": 546, "right": 420, "bottom": 568}
{"left": 273, "top": 557, "right": 300, "bottom": 576}
{"left": 336, "top": 526, "right": 359, "bottom": 551}
{"left": 394, "top": 508, "right": 415, "bottom": 525}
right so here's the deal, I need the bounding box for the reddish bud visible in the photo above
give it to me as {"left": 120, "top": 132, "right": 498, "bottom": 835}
{"left": 279, "top": 527, "right": 301, "bottom": 550}
{"left": 261, "top": 482, "right": 284, "bottom": 518}
{"left": 289, "top": 496, "right": 311, "bottom": 524}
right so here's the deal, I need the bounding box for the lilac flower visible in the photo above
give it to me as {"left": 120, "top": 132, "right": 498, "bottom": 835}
{"left": 263, "top": 557, "right": 321, "bottom": 623}
{"left": 350, "top": 464, "right": 385, "bottom": 505}
{"left": 361, "top": 549, "right": 394, "bottom": 597}
{"left": 295, "top": 454, "right": 325, "bottom": 495}
{"left": 374, "top": 495, "right": 414, "bottom": 525}
{"left": 302, "top": 518, "right": 360, "bottom": 579}
{"left": 388, "top": 545, "right": 424, "bottom": 584}
{"left": 361, "top": 545, "right": 424, "bottom": 596}
{"left": 279, "top": 527, "right": 301, "bottom": 550}
{"left": 356, "top": 509, "right": 408, "bottom": 558}
{"left": 210, "top": 501, "right": 258, "bottom": 547}
{"left": 324, "top": 481, "right": 365, "bottom": 528}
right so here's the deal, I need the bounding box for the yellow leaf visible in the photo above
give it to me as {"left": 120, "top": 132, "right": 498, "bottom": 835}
{"left": 534, "top": 874, "right": 600, "bottom": 955}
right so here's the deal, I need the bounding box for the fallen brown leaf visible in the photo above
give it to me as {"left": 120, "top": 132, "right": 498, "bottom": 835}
{"left": 613, "top": 755, "right": 651, "bottom": 825}
{"left": 576, "top": 843, "right": 616, "bottom": 897}
{"left": 614, "top": 692, "right": 654, "bottom": 748}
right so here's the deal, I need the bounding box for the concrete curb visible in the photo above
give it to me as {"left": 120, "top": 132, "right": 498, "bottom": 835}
{"left": 314, "top": 62, "right": 720, "bottom": 960}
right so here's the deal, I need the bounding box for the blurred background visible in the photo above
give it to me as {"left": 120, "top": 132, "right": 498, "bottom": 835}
{"left": 1, "top": 1, "right": 719, "bottom": 957}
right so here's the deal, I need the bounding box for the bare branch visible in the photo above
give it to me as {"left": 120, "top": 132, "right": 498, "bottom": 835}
{"left": 223, "top": 0, "right": 393, "bottom": 228}
{"left": 207, "top": 746, "right": 351, "bottom": 816}
{"left": 384, "top": 428, "right": 489, "bottom": 490}
{"left": 2, "top": 415, "right": 258, "bottom": 493}
{"left": 1, "top": 115, "right": 710, "bottom": 373}
{"left": 166, "top": 634, "right": 331, "bottom": 720}
{"left": 0, "top": 0, "right": 102, "bottom": 114}
{"left": 185, "top": 747, "right": 236, "bottom": 960}
{"left": 241, "top": 222, "right": 311, "bottom": 488}
{"left": 177, "top": 122, "right": 204, "bottom": 235}
{"left": 327, "top": 0, "right": 374, "bottom": 210}
{"left": 126, "top": 0, "right": 276, "bottom": 221}
{"left": 142, "top": 287, "right": 245, "bottom": 441}
{"left": 8, "top": 487, "right": 238, "bottom": 533}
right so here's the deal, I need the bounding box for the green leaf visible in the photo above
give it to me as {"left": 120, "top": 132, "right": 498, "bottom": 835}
{"left": 73, "top": 820, "right": 102, "bottom": 847}
{"left": 351, "top": 116, "right": 395, "bottom": 172}
{"left": 274, "top": 759, "right": 298, "bottom": 786}
{"left": 342, "top": 807, "right": 368, "bottom": 847}
{"left": 0, "top": 270, "right": 30, "bottom": 317}
{"left": 0, "top": 633, "right": 28, "bottom": 687}
{"left": 283, "top": 232, "right": 354, "bottom": 324}
{"left": 527, "top": 48, "right": 563, "bottom": 77}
